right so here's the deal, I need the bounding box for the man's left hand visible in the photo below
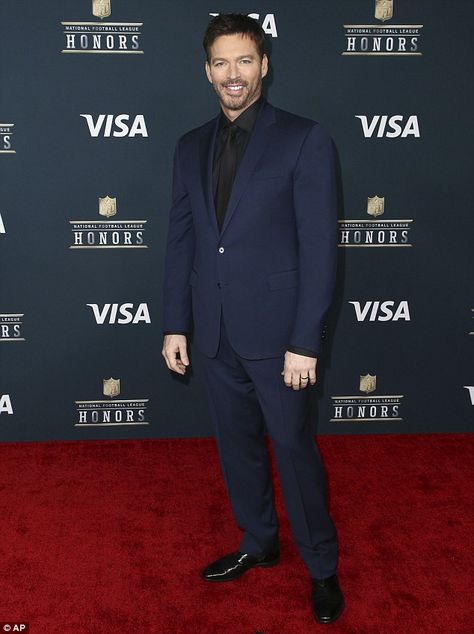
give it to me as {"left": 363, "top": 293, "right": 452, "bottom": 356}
{"left": 281, "top": 351, "right": 317, "bottom": 390}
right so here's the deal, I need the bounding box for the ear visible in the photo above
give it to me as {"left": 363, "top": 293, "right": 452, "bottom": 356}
{"left": 261, "top": 53, "right": 269, "bottom": 79}
{"left": 205, "top": 61, "right": 212, "bottom": 84}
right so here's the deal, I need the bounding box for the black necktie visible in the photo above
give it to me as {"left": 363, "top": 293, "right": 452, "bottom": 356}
{"left": 214, "top": 122, "right": 239, "bottom": 232}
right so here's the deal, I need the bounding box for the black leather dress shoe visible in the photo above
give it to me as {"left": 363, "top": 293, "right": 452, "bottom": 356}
{"left": 311, "top": 574, "right": 345, "bottom": 624}
{"left": 201, "top": 549, "right": 280, "bottom": 582}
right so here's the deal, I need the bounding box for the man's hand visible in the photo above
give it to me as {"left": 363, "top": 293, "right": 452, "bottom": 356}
{"left": 162, "top": 334, "right": 190, "bottom": 375}
{"left": 281, "top": 350, "right": 317, "bottom": 390}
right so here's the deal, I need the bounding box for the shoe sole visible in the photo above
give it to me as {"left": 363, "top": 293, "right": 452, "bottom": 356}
{"left": 202, "top": 554, "right": 280, "bottom": 582}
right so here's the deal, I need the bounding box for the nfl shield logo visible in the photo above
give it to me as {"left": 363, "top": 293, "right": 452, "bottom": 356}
{"left": 367, "top": 196, "right": 385, "bottom": 218}
{"left": 359, "top": 374, "right": 377, "bottom": 394}
{"left": 103, "top": 378, "right": 120, "bottom": 398}
{"left": 375, "top": 0, "right": 393, "bottom": 22}
{"left": 92, "top": 0, "right": 111, "bottom": 20}
{"left": 98, "top": 196, "right": 117, "bottom": 218}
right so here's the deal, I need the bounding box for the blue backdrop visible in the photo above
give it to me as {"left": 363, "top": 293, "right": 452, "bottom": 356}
{"left": 0, "top": 0, "right": 472, "bottom": 441}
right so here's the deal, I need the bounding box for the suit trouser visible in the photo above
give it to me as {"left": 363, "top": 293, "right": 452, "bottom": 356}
{"left": 196, "top": 305, "right": 338, "bottom": 579}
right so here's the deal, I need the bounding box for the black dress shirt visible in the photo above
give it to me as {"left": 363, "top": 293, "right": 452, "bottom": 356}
{"left": 164, "top": 96, "right": 323, "bottom": 358}
{"left": 212, "top": 95, "right": 264, "bottom": 225}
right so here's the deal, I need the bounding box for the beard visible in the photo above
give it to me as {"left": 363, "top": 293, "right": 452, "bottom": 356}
{"left": 214, "top": 78, "right": 261, "bottom": 111}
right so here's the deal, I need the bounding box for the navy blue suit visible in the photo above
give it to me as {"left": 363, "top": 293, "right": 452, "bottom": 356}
{"left": 163, "top": 100, "right": 339, "bottom": 578}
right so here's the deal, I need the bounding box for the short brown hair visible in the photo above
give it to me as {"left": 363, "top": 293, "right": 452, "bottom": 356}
{"left": 203, "top": 13, "right": 266, "bottom": 62}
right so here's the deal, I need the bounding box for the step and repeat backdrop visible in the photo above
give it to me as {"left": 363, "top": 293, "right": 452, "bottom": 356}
{"left": 0, "top": 1, "right": 472, "bottom": 441}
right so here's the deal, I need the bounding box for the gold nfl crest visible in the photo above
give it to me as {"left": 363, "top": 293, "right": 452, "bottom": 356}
{"left": 359, "top": 374, "right": 377, "bottom": 394}
{"left": 103, "top": 377, "right": 120, "bottom": 398}
{"left": 98, "top": 196, "right": 117, "bottom": 218}
{"left": 367, "top": 196, "right": 385, "bottom": 218}
{"left": 375, "top": 0, "right": 393, "bottom": 22}
{"left": 92, "top": 0, "right": 111, "bottom": 20}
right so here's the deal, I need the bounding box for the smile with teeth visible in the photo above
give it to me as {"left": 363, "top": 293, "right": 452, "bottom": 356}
{"left": 225, "top": 84, "right": 245, "bottom": 93}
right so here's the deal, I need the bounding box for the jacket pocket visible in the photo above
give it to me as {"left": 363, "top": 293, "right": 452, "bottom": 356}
{"left": 253, "top": 170, "right": 284, "bottom": 180}
{"left": 267, "top": 268, "right": 298, "bottom": 290}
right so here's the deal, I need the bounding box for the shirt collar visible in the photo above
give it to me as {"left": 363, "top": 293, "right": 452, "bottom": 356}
{"left": 219, "top": 95, "right": 265, "bottom": 133}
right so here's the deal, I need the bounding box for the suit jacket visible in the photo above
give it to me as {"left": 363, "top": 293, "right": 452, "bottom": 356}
{"left": 162, "top": 100, "right": 338, "bottom": 360}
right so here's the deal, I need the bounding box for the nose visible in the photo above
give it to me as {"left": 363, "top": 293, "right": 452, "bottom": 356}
{"left": 228, "top": 62, "right": 240, "bottom": 80}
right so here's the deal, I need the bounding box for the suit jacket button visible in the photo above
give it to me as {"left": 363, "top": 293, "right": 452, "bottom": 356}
{"left": 218, "top": 247, "right": 225, "bottom": 253}
{"left": 217, "top": 282, "right": 221, "bottom": 288}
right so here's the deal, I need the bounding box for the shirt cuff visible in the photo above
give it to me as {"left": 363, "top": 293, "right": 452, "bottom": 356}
{"left": 287, "top": 345, "right": 318, "bottom": 358}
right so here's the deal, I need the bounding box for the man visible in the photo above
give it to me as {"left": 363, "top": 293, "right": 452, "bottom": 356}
{"left": 162, "top": 13, "right": 344, "bottom": 625}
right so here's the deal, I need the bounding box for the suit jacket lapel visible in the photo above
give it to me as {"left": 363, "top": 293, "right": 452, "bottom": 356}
{"left": 199, "top": 101, "right": 277, "bottom": 240}
{"left": 199, "top": 114, "right": 220, "bottom": 238}
{"left": 219, "top": 101, "right": 276, "bottom": 237}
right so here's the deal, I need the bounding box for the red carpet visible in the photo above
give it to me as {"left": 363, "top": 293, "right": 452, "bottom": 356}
{"left": 0, "top": 433, "right": 472, "bottom": 633}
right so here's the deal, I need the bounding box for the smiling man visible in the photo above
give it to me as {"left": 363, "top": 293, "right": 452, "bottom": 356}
{"left": 205, "top": 32, "right": 267, "bottom": 111}
{"left": 162, "top": 13, "right": 344, "bottom": 625}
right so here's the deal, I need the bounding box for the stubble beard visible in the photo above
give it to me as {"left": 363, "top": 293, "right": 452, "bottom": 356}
{"left": 215, "top": 78, "right": 262, "bottom": 112}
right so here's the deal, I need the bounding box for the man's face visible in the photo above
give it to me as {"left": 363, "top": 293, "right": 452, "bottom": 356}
{"left": 205, "top": 33, "right": 268, "bottom": 119}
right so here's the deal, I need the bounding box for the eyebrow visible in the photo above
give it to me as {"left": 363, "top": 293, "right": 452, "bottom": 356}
{"left": 211, "top": 54, "right": 256, "bottom": 63}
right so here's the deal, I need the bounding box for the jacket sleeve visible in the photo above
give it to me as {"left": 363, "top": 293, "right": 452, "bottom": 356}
{"left": 162, "top": 139, "right": 195, "bottom": 333}
{"left": 288, "top": 123, "right": 338, "bottom": 355}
